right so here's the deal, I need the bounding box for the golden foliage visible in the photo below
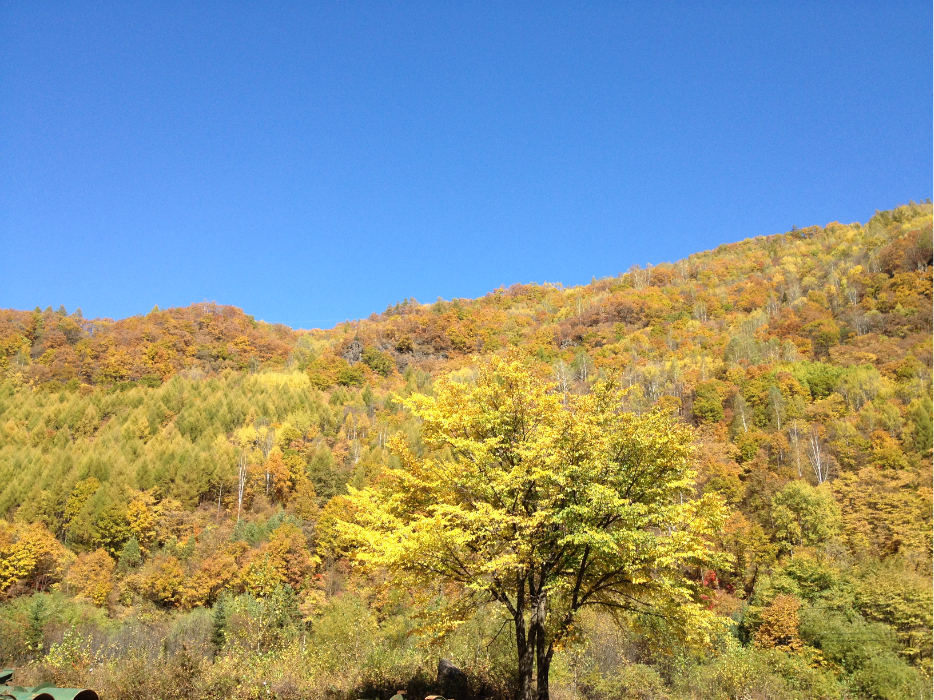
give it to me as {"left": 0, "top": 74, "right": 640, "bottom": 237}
{"left": 66, "top": 548, "right": 115, "bottom": 605}
{"left": 754, "top": 594, "right": 803, "bottom": 652}
{"left": 0, "top": 522, "right": 68, "bottom": 593}
{"left": 242, "top": 523, "right": 316, "bottom": 596}
{"left": 341, "top": 352, "right": 729, "bottom": 691}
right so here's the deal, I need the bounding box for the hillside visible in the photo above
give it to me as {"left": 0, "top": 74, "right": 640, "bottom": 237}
{"left": 0, "top": 203, "right": 931, "bottom": 699}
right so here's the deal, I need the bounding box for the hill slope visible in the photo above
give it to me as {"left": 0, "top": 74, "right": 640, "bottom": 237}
{"left": 0, "top": 202, "right": 931, "bottom": 699}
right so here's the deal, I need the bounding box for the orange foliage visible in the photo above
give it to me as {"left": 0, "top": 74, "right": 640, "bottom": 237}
{"left": 66, "top": 549, "right": 115, "bottom": 605}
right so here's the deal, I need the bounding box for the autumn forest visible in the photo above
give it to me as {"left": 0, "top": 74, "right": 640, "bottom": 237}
{"left": 0, "top": 203, "right": 931, "bottom": 700}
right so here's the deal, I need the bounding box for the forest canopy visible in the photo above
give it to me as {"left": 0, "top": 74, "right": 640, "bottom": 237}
{"left": 0, "top": 203, "right": 930, "bottom": 700}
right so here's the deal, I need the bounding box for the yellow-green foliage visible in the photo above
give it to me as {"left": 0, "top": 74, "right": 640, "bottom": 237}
{"left": 0, "top": 205, "right": 930, "bottom": 698}
{"left": 342, "top": 352, "right": 728, "bottom": 693}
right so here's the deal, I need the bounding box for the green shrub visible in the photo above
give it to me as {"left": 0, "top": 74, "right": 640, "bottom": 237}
{"left": 852, "top": 652, "right": 931, "bottom": 700}
{"left": 771, "top": 481, "right": 841, "bottom": 550}
{"left": 693, "top": 382, "right": 724, "bottom": 424}
{"left": 790, "top": 362, "right": 843, "bottom": 400}
{"left": 336, "top": 365, "right": 365, "bottom": 387}
{"left": 583, "top": 663, "right": 666, "bottom": 699}
{"left": 677, "top": 645, "right": 840, "bottom": 700}
{"left": 362, "top": 347, "right": 394, "bottom": 377}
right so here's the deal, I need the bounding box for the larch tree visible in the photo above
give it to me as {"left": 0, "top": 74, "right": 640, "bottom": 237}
{"left": 340, "top": 352, "right": 728, "bottom": 700}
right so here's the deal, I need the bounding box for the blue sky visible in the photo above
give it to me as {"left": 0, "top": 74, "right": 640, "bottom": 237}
{"left": 1, "top": 2, "right": 930, "bottom": 328}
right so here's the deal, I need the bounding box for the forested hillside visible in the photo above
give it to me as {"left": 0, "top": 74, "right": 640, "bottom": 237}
{"left": 0, "top": 203, "right": 930, "bottom": 700}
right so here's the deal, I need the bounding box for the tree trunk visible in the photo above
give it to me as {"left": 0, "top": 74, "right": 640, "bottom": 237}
{"left": 534, "top": 592, "right": 552, "bottom": 700}
{"left": 236, "top": 451, "right": 247, "bottom": 522}
{"left": 514, "top": 580, "right": 535, "bottom": 700}
{"left": 536, "top": 646, "right": 553, "bottom": 700}
{"left": 515, "top": 614, "right": 535, "bottom": 700}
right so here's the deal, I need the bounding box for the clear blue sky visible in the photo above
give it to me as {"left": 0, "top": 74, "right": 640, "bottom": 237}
{"left": 1, "top": 2, "right": 930, "bottom": 328}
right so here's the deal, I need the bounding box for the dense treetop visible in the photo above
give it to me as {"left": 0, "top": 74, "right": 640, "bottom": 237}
{"left": 0, "top": 302, "right": 295, "bottom": 385}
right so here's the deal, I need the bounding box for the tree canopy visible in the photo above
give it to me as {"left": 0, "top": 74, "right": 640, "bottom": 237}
{"left": 341, "top": 352, "right": 728, "bottom": 699}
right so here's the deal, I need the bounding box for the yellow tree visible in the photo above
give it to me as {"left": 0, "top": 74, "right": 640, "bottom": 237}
{"left": 753, "top": 594, "right": 803, "bottom": 652}
{"left": 125, "top": 490, "right": 160, "bottom": 553}
{"left": 241, "top": 522, "right": 316, "bottom": 596}
{"left": 340, "top": 352, "right": 728, "bottom": 700}
{"left": 65, "top": 548, "right": 115, "bottom": 605}
{"left": 0, "top": 522, "right": 68, "bottom": 593}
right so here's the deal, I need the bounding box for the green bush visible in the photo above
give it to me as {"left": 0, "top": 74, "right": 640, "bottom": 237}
{"left": 693, "top": 382, "right": 724, "bottom": 424}
{"left": 799, "top": 608, "right": 898, "bottom": 671}
{"left": 852, "top": 652, "right": 931, "bottom": 700}
{"left": 582, "top": 663, "right": 666, "bottom": 699}
{"left": 676, "top": 645, "right": 840, "bottom": 700}
{"left": 362, "top": 347, "right": 394, "bottom": 377}
{"left": 336, "top": 365, "right": 365, "bottom": 387}
{"left": 799, "top": 605, "right": 930, "bottom": 700}
{"left": 771, "top": 481, "right": 841, "bottom": 549}
{"left": 791, "top": 362, "right": 842, "bottom": 400}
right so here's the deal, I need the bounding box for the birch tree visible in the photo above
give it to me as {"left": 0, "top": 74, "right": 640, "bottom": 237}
{"left": 807, "top": 426, "right": 830, "bottom": 484}
{"left": 236, "top": 451, "right": 248, "bottom": 522}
